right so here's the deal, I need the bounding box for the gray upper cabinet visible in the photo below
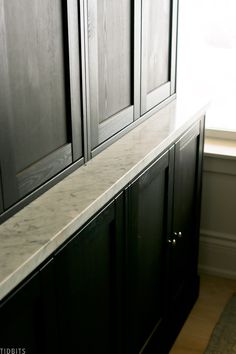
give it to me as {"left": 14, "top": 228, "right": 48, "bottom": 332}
{"left": 0, "top": 0, "right": 179, "bottom": 222}
{"left": 0, "top": 0, "right": 83, "bottom": 210}
{"left": 141, "top": 0, "right": 178, "bottom": 114}
{"left": 84, "top": 0, "right": 141, "bottom": 151}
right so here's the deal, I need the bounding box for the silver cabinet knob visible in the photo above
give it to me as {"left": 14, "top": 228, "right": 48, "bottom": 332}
{"left": 168, "top": 238, "right": 177, "bottom": 246}
{"left": 174, "top": 231, "right": 182, "bottom": 238}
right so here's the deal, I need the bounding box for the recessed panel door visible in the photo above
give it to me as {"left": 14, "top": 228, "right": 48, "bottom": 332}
{"left": 126, "top": 150, "right": 174, "bottom": 353}
{"left": 0, "top": 0, "right": 83, "bottom": 208}
{"left": 169, "top": 120, "right": 204, "bottom": 303}
{"left": 141, "top": 0, "right": 178, "bottom": 114}
{"left": 85, "top": 0, "right": 141, "bottom": 150}
{"left": 54, "top": 195, "right": 125, "bottom": 354}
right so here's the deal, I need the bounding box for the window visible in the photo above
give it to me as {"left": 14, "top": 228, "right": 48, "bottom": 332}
{"left": 177, "top": 0, "right": 236, "bottom": 134}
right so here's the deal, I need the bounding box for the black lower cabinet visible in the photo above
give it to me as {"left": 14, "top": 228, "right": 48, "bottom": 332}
{"left": 0, "top": 195, "right": 125, "bottom": 354}
{"left": 165, "top": 119, "right": 204, "bottom": 352}
{"left": 126, "top": 150, "right": 173, "bottom": 354}
{"left": 162, "top": 119, "right": 204, "bottom": 352}
{"left": 0, "top": 118, "right": 204, "bottom": 354}
{"left": 125, "top": 119, "right": 204, "bottom": 354}
{"left": 53, "top": 194, "right": 125, "bottom": 354}
{"left": 0, "top": 259, "right": 58, "bottom": 354}
{"left": 169, "top": 120, "right": 203, "bottom": 303}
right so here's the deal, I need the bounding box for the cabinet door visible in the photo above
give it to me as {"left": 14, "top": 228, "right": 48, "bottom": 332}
{"left": 169, "top": 120, "right": 204, "bottom": 305}
{"left": 54, "top": 194, "right": 125, "bottom": 354}
{"left": 126, "top": 150, "right": 174, "bottom": 354}
{"left": 0, "top": 0, "right": 83, "bottom": 209}
{"left": 0, "top": 259, "right": 58, "bottom": 354}
{"left": 141, "top": 0, "right": 178, "bottom": 114}
{"left": 85, "top": 0, "right": 141, "bottom": 150}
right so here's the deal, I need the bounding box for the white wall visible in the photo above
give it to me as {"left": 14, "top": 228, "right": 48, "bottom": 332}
{"left": 199, "top": 155, "right": 236, "bottom": 278}
{"left": 177, "top": 0, "right": 236, "bottom": 131}
{"left": 177, "top": 1, "right": 236, "bottom": 278}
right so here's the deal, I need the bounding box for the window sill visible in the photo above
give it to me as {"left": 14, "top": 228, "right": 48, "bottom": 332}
{"left": 204, "top": 136, "right": 236, "bottom": 160}
{"left": 205, "top": 128, "right": 236, "bottom": 141}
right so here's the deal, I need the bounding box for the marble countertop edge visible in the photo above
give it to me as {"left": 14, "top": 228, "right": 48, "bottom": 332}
{"left": 0, "top": 98, "right": 209, "bottom": 301}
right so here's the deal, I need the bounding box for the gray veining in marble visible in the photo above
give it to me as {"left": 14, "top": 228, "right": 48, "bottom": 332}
{"left": 0, "top": 98, "right": 209, "bottom": 301}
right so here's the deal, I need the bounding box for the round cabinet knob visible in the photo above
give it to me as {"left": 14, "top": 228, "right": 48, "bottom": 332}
{"left": 167, "top": 238, "right": 177, "bottom": 247}
{"left": 174, "top": 231, "right": 182, "bottom": 239}
{"left": 168, "top": 238, "right": 177, "bottom": 246}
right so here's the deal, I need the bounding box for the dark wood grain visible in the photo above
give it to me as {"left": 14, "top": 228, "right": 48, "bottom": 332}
{"left": 98, "top": 106, "right": 133, "bottom": 143}
{"left": 97, "top": 0, "right": 131, "bottom": 122}
{"left": 147, "top": 0, "right": 171, "bottom": 92}
{"left": 2, "top": 0, "right": 69, "bottom": 172}
{"left": 91, "top": 94, "right": 176, "bottom": 158}
{"left": 0, "top": 156, "right": 84, "bottom": 225}
{"left": 0, "top": 0, "right": 83, "bottom": 211}
{"left": 16, "top": 144, "right": 73, "bottom": 199}
{"left": 86, "top": 0, "right": 136, "bottom": 148}
{"left": 0, "top": 0, "right": 19, "bottom": 207}
{"left": 141, "top": 0, "right": 176, "bottom": 114}
{"left": 67, "top": 0, "right": 83, "bottom": 161}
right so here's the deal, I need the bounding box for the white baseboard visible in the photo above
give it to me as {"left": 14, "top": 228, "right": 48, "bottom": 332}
{"left": 198, "top": 229, "right": 236, "bottom": 279}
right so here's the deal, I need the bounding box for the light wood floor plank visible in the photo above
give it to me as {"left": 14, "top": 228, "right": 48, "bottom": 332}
{"left": 169, "top": 273, "right": 236, "bottom": 354}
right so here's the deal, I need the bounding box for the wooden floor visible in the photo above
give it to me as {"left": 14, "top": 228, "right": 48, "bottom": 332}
{"left": 169, "top": 273, "right": 236, "bottom": 354}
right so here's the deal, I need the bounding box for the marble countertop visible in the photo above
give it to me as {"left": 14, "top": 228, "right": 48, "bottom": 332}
{"left": 0, "top": 97, "right": 208, "bottom": 301}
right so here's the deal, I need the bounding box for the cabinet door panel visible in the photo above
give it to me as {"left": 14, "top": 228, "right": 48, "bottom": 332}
{"left": 170, "top": 121, "right": 203, "bottom": 303}
{"left": 147, "top": 0, "right": 171, "bottom": 92}
{"left": 86, "top": 0, "right": 140, "bottom": 149}
{"left": 54, "top": 196, "right": 124, "bottom": 354}
{"left": 0, "top": 273, "right": 42, "bottom": 352}
{"left": 0, "top": 259, "right": 58, "bottom": 354}
{"left": 141, "top": 0, "right": 178, "bottom": 114}
{"left": 0, "top": 0, "right": 83, "bottom": 208}
{"left": 126, "top": 151, "right": 173, "bottom": 353}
